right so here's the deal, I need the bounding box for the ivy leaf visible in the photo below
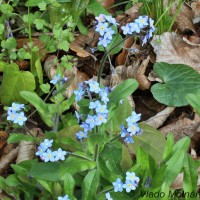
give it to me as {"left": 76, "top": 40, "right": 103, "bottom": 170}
{"left": 151, "top": 62, "right": 200, "bottom": 106}
{"left": 0, "top": 63, "right": 35, "bottom": 105}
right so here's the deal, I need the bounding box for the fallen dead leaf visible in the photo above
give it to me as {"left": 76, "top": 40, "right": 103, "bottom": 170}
{"left": 170, "top": 2, "right": 195, "bottom": 33}
{"left": 0, "top": 131, "right": 8, "bottom": 150}
{"left": 125, "top": 3, "right": 143, "bottom": 20}
{"left": 159, "top": 113, "right": 200, "bottom": 141}
{"left": 0, "top": 146, "right": 19, "bottom": 175}
{"left": 116, "top": 56, "right": 151, "bottom": 90}
{"left": 191, "top": 1, "right": 200, "bottom": 24}
{"left": 143, "top": 107, "right": 175, "bottom": 129}
{"left": 151, "top": 32, "right": 200, "bottom": 73}
{"left": 116, "top": 37, "right": 134, "bottom": 65}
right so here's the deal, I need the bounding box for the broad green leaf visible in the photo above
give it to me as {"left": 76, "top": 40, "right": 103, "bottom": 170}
{"left": 108, "top": 79, "right": 138, "bottom": 106}
{"left": 56, "top": 126, "right": 82, "bottom": 151}
{"left": 162, "top": 133, "right": 174, "bottom": 161}
{"left": 40, "top": 83, "right": 50, "bottom": 93}
{"left": 97, "top": 34, "right": 123, "bottom": 55}
{"left": 20, "top": 91, "right": 53, "bottom": 127}
{"left": 172, "top": 137, "right": 190, "bottom": 154}
{"left": 35, "top": 59, "right": 43, "bottom": 84}
{"left": 120, "top": 144, "right": 133, "bottom": 172}
{"left": 107, "top": 98, "right": 132, "bottom": 132}
{"left": 82, "top": 169, "right": 100, "bottom": 200}
{"left": 164, "top": 150, "right": 185, "bottom": 185}
{"left": 132, "top": 123, "right": 166, "bottom": 162}
{"left": 100, "top": 143, "right": 123, "bottom": 174}
{"left": 77, "top": 17, "right": 88, "bottom": 35}
{"left": 7, "top": 133, "right": 40, "bottom": 144}
{"left": 62, "top": 173, "right": 76, "bottom": 199}
{"left": 88, "top": 0, "right": 109, "bottom": 15}
{"left": 63, "top": 156, "right": 96, "bottom": 175}
{"left": 5, "top": 174, "right": 20, "bottom": 187}
{"left": 0, "top": 64, "right": 35, "bottom": 105}
{"left": 186, "top": 93, "right": 200, "bottom": 117}
{"left": 151, "top": 62, "right": 200, "bottom": 106}
{"left": 37, "top": 180, "right": 53, "bottom": 194}
{"left": 183, "top": 155, "right": 198, "bottom": 200}
{"left": 0, "top": 23, "right": 4, "bottom": 34}
{"left": 0, "top": 61, "right": 6, "bottom": 72}
{"left": 30, "top": 163, "right": 62, "bottom": 181}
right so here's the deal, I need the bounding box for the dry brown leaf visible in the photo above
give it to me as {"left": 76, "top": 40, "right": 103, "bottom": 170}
{"left": 0, "top": 131, "right": 8, "bottom": 150}
{"left": 151, "top": 32, "right": 200, "bottom": 73}
{"left": 70, "top": 42, "right": 90, "bottom": 58}
{"left": 191, "top": 1, "right": 200, "bottom": 23}
{"left": 159, "top": 113, "right": 200, "bottom": 141}
{"left": 125, "top": 3, "right": 143, "bottom": 20}
{"left": 116, "top": 56, "right": 151, "bottom": 90}
{"left": 170, "top": 2, "right": 195, "bottom": 33}
{"left": 143, "top": 107, "right": 175, "bottom": 129}
{"left": 0, "top": 146, "right": 19, "bottom": 175}
{"left": 116, "top": 37, "right": 134, "bottom": 65}
{"left": 16, "top": 128, "right": 41, "bottom": 164}
{"left": 97, "top": 0, "right": 114, "bottom": 8}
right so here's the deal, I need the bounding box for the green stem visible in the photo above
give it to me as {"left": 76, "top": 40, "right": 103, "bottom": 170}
{"left": 93, "top": 144, "right": 99, "bottom": 161}
{"left": 110, "top": 135, "right": 120, "bottom": 143}
{"left": 97, "top": 35, "right": 130, "bottom": 83}
{"left": 53, "top": 113, "right": 59, "bottom": 132}
{"left": 68, "top": 152, "right": 93, "bottom": 161}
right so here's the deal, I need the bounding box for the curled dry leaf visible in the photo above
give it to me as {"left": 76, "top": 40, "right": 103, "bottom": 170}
{"left": 116, "top": 37, "right": 134, "bottom": 65}
{"left": 97, "top": 0, "right": 114, "bottom": 9}
{"left": 0, "top": 131, "right": 8, "bottom": 150}
{"left": 0, "top": 146, "right": 19, "bottom": 175}
{"left": 151, "top": 32, "right": 200, "bottom": 73}
{"left": 159, "top": 113, "right": 200, "bottom": 141}
{"left": 70, "top": 42, "right": 91, "bottom": 58}
{"left": 16, "top": 128, "right": 41, "bottom": 164}
{"left": 116, "top": 56, "right": 151, "bottom": 90}
{"left": 143, "top": 107, "right": 175, "bottom": 129}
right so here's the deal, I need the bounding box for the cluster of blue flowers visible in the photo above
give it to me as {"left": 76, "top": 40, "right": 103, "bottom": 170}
{"left": 95, "top": 14, "right": 118, "bottom": 47}
{"left": 120, "top": 111, "right": 142, "bottom": 144}
{"left": 35, "top": 139, "right": 67, "bottom": 162}
{"left": 112, "top": 171, "right": 140, "bottom": 193}
{"left": 7, "top": 103, "right": 27, "bottom": 126}
{"left": 50, "top": 74, "right": 68, "bottom": 85}
{"left": 121, "top": 15, "right": 155, "bottom": 45}
{"left": 74, "top": 80, "right": 111, "bottom": 140}
{"left": 58, "top": 194, "right": 70, "bottom": 200}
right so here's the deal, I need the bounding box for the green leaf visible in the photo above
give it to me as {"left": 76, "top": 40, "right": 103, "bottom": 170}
{"left": 35, "top": 59, "right": 43, "bottom": 84}
{"left": 164, "top": 150, "right": 185, "bottom": 185}
{"left": 56, "top": 126, "right": 82, "bottom": 151}
{"left": 25, "top": 0, "right": 45, "bottom": 7}
{"left": 37, "top": 180, "right": 53, "bottom": 194}
{"left": 183, "top": 155, "right": 198, "bottom": 200}
{"left": 186, "top": 93, "right": 200, "bottom": 117}
{"left": 1, "top": 37, "right": 16, "bottom": 50}
{"left": 172, "top": 137, "right": 190, "bottom": 154}
{"left": 77, "top": 17, "right": 88, "bottom": 35}
{"left": 0, "top": 23, "right": 4, "bottom": 34}
{"left": 63, "top": 155, "right": 96, "bottom": 175}
{"left": 62, "top": 173, "right": 75, "bottom": 199}
{"left": 82, "top": 169, "right": 100, "bottom": 200}
{"left": 107, "top": 98, "right": 132, "bottom": 132}
{"left": 120, "top": 144, "right": 133, "bottom": 172}
{"left": 30, "top": 163, "right": 62, "bottom": 181}
{"left": 108, "top": 79, "right": 138, "bottom": 106}
{"left": 7, "top": 133, "right": 40, "bottom": 144}
{"left": 34, "top": 19, "right": 46, "bottom": 30}
{"left": 88, "top": 0, "right": 109, "bottom": 15}
{"left": 5, "top": 174, "right": 20, "bottom": 187}
{"left": 151, "top": 62, "right": 200, "bottom": 106}
{"left": 20, "top": 91, "right": 53, "bottom": 127}
{"left": 100, "top": 143, "right": 123, "bottom": 174}
{"left": 40, "top": 83, "right": 50, "bottom": 93}
{"left": 132, "top": 123, "right": 166, "bottom": 162}
{"left": 162, "top": 133, "right": 174, "bottom": 161}
{"left": 0, "top": 64, "right": 35, "bottom": 105}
